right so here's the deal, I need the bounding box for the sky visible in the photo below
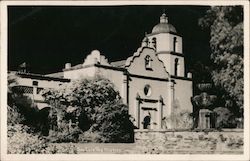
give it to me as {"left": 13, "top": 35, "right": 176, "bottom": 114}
{"left": 8, "top": 5, "right": 212, "bottom": 74}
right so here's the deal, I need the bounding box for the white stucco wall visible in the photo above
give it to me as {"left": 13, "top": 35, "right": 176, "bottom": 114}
{"left": 96, "top": 68, "right": 124, "bottom": 100}
{"left": 64, "top": 64, "right": 126, "bottom": 103}
{"left": 157, "top": 53, "right": 185, "bottom": 77}
{"left": 173, "top": 79, "right": 193, "bottom": 113}
{"left": 63, "top": 66, "right": 96, "bottom": 79}
{"left": 126, "top": 47, "right": 174, "bottom": 129}
{"left": 15, "top": 76, "right": 67, "bottom": 109}
{"left": 148, "top": 33, "right": 183, "bottom": 53}
{"left": 170, "top": 55, "right": 185, "bottom": 77}
{"left": 127, "top": 47, "right": 169, "bottom": 79}
{"left": 128, "top": 77, "right": 171, "bottom": 124}
{"left": 16, "top": 77, "right": 64, "bottom": 89}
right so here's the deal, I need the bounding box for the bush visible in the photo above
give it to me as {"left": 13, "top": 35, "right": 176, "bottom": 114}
{"left": 8, "top": 73, "right": 44, "bottom": 132}
{"left": 8, "top": 125, "right": 47, "bottom": 154}
{"left": 47, "top": 126, "right": 81, "bottom": 143}
{"left": 78, "top": 131, "right": 102, "bottom": 143}
{"left": 46, "top": 144, "right": 78, "bottom": 154}
{"left": 93, "top": 100, "right": 134, "bottom": 143}
{"left": 42, "top": 76, "right": 134, "bottom": 143}
{"left": 7, "top": 105, "right": 25, "bottom": 126}
{"left": 213, "top": 107, "right": 237, "bottom": 128}
{"left": 8, "top": 124, "right": 78, "bottom": 154}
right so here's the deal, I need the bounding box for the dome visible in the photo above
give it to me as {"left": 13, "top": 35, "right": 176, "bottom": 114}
{"left": 151, "top": 13, "right": 177, "bottom": 34}
{"left": 152, "top": 23, "right": 177, "bottom": 34}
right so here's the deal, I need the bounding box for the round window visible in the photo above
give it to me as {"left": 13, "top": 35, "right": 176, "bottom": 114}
{"left": 144, "top": 84, "right": 152, "bottom": 97}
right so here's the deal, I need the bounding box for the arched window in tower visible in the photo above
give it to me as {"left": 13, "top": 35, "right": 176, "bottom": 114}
{"left": 152, "top": 37, "right": 157, "bottom": 49}
{"left": 173, "top": 37, "right": 177, "bottom": 52}
{"left": 145, "top": 55, "right": 152, "bottom": 70}
{"left": 174, "top": 58, "right": 179, "bottom": 76}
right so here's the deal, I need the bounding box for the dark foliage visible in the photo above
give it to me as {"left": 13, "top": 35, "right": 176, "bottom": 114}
{"left": 42, "top": 76, "right": 134, "bottom": 143}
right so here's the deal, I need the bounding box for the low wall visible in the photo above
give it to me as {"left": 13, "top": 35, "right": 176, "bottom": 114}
{"left": 134, "top": 129, "right": 243, "bottom": 154}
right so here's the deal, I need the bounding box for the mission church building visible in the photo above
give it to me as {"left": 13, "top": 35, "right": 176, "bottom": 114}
{"left": 11, "top": 13, "right": 193, "bottom": 130}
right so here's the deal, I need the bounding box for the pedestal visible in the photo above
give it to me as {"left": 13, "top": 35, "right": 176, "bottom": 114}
{"left": 198, "top": 109, "right": 212, "bottom": 129}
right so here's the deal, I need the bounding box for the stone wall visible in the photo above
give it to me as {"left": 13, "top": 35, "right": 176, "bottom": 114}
{"left": 134, "top": 129, "right": 243, "bottom": 154}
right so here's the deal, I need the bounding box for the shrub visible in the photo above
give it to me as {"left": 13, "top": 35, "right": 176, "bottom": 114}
{"left": 93, "top": 100, "right": 134, "bottom": 143}
{"left": 8, "top": 73, "right": 44, "bottom": 132}
{"left": 78, "top": 130, "right": 102, "bottom": 143}
{"left": 8, "top": 125, "right": 47, "bottom": 154}
{"left": 47, "top": 126, "right": 81, "bottom": 143}
{"left": 213, "top": 107, "right": 237, "bottom": 128}
{"left": 46, "top": 144, "right": 78, "bottom": 154}
{"left": 42, "top": 76, "right": 134, "bottom": 143}
{"left": 7, "top": 105, "right": 25, "bottom": 126}
{"left": 8, "top": 124, "right": 78, "bottom": 154}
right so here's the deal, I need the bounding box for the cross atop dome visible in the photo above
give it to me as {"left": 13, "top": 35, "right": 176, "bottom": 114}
{"left": 151, "top": 13, "right": 177, "bottom": 34}
{"left": 160, "top": 13, "right": 168, "bottom": 23}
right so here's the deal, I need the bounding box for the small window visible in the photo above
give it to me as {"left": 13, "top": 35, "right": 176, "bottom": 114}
{"left": 145, "top": 55, "right": 152, "bottom": 70}
{"left": 173, "top": 37, "right": 177, "bottom": 52}
{"left": 174, "top": 58, "right": 179, "bottom": 76}
{"left": 32, "top": 81, "right": 38, "bottom": 86}
{"left": 152, "top": 37, "right": 157, "bottom": 49}
{"left": 144, "top": 84, "right": 152, "bottom": 97}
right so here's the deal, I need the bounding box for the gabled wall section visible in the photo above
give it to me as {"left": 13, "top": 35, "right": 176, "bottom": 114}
{"left": 125, "top": 47, "right": 170, "bottom": 80}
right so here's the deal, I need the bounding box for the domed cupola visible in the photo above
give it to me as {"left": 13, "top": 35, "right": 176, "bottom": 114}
{"left": 151, "top": 13, "right": 177, "bottom": 34}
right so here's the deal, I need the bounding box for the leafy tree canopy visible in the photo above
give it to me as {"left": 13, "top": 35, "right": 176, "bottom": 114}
{"left": 42, "top": 76, "right": 134, "bottom": 143}
{"left": 199, "top": 6, "right": 243, "bottom": 111}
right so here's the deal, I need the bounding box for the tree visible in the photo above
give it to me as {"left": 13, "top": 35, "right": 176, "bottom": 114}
{"left": 42, "top": 76, "right": 134, "bottom": 143}
{"left": 199, "top": 6, "right": 243, "bottom": 115}
{"left": 7, "top": 73, "right": 22, "bottom": 125}
{"left": 7, "top": 72, "right": 48, "bottom": 133}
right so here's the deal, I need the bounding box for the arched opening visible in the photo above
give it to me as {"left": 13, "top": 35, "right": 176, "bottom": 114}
{"left": 145, "top": 55, "right": 152, "bottom": 70}
{"left": 144, "top": 84, "right": 152, "bottom": 97}
{"left": 143, "top": 111, "right": 151, "bottom": 129}
{"left": 152, "top": 37, "right": 157, "bottom": 49}
{"left": 143, "top": 113, "right": 151, "bottom": 129}
{"left": 174, "top": 58, "right": 179, "bottom": 76}
{"left": 173, "top": 37, "right": 177, "bottom": 52}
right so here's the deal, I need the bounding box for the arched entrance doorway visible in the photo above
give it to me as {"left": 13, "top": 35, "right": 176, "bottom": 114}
{"left": 143, "top": 114, "right": 151, "bottom": 129}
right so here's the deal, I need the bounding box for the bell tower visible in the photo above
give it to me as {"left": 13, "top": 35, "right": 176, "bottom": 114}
{"left": 146, "top": 13, "right": 186, "bottom": 78}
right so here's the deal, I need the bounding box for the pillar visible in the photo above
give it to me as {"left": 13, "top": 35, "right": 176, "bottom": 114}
{"left": 122, "top": 72, "right": 128, "bottom": 104}
{"left": 168, "top": 81, "right": 175, "bottom": 129}
{"left": 158, "top": 95, "right": 163, "bottom": 129}
{"left": 198, "top": 109, "right": 211, "bottom": 129}
{"left": 136, "top": 93, "right": 142, "bottom": 129}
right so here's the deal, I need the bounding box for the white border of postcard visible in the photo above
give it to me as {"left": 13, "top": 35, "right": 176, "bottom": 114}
{"left": 1, "top": 1, "right": 249, "bottom": 161}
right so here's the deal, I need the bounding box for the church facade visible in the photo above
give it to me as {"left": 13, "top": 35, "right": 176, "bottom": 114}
{"left": 10, "top": 13, "right": 193, "bottom": 130}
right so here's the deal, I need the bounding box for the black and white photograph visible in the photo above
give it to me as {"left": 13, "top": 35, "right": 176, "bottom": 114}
{"left": 0, "top": 1, "right": 249, "bottom": 160}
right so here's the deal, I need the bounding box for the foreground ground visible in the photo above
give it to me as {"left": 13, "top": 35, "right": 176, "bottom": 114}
{"left": 52, "top": 143, "right": 243, "bottom": 154}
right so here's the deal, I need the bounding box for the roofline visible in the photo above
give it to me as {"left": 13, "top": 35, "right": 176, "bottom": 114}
{"left": 127, "top": 73, "right": 170, "bottom": 82}
{"left": 156, "top": 51, "right": 184, "bottom": 57}
{"left": 63, "top": 63, "right": 126, "bottom": 72}
{"left": 171, "top": 75, "right": 192, "bottom": 81}
{"left": 110, "top": 59, "right": 126, "bottom": 63}
{"left": 63, "top": 63, "right": 173, "bottom": 82}
{"left": 9, "top": 71, "right": 70, "bottom": 82}
{"left": 146, "top": 31, "right": 182, "bottom": 37}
